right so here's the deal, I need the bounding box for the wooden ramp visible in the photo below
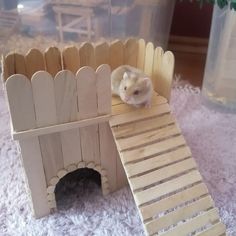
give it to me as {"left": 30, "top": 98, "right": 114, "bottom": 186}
{"left": 110, "top": 93, "right": 226, "bottom": 236}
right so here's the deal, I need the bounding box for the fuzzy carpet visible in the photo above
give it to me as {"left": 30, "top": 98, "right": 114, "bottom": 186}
{"left": 0, "top": 80, "right": 236, "bottom": 236}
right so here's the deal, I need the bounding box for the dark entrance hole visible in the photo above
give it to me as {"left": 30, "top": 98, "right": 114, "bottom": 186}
{"left": 55, "top": 168, "right": 101, "bottom": 210}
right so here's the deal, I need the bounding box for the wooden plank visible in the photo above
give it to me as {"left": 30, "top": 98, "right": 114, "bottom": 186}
{"left": 80, "top": 125, "right": 100, "bottom": 164}
{"left": 113, "top": 115, "right": 174, "bottom": 140}
{"left": 79, "top": 42, "right": 95, "bottom": 69}
{"left": 153, "top": 48, "right": 174, "bottom": 101}
{"left": 31, "top": 71, "right": 57, "bottom": 127}
{"left": 112, "top": 113, "right": 175, "bottom": 139}
{"left": 160, "top": 208, "right": 220, "bottom": 236}
{"left": 109, "top": 40, "right": 124, "bottom": 70}
{"left": 62, "top": 46, "right": 80, "bottom": 74}
{"left": 44, "top": 47, "right": 62, "bottom": 77}
{"left": 25, "top": 49, "right": 45, "bottom": 78}
{"left": 95, "top": 42, "right": 109, "bottom": 68}
{"left": 76, "top": 66, "right": 97, "bottom": 119}
{"left": 99, "top": 122, "right": 118, "bottom": 192}
{"left": 137, "top": 38, "right": 146, "bottom": 70}
{"left": 110, "top": 103, "right": 171, "bottom": 127}
{"left": 77, "top": 66, "right": 100, "bottom": 164}
{"left": 145, "top": 196, "right": 214, "bottom": 235}
{"left": 4, "top": 53, "right": 15, "bottom": 80}
{"left": 134, "top": 170, "right": 202, "bottom": 206}
{"left": 130, "top": 158, "right": 197, "bottom": 191}
{"left": 32, "top": 71, "right": 63, "bottom": 183}
{"left": 111, "top": 95, "right": 167, "bottom": 116}
{"left": 125, "top": 146, "right": 191, "bottom": 178}
{"left": 116, "top": 150, "right": 128, "bottom": 189}
{"left": 96, "top": 64, "right": 111, "bottom": 115}
{"left": 54, "top": 70, "right": 82, "bottom": 167}
{"left": 144, "top": 42, "right": 154, "bottom": 77}
{"left": 195, "top": 222, "right": 226, "bottom": 236}
{"left": 5, "top": 74, "right": 50, "bottom": 217}
{"left": 118, "top": 124, "right": 181, "bottom": 151}
{"left": 14, "top": 53, "right": 27, "bottom": 76}
{"left": 19, "top": 138, "right": 51, "bottom": 217}
{"left": 140, "top": 183, "right": 209, "bottom": 221}
{"left": 13, "top": 115, "right": 110, "bottom": 140}
{"left": 124, "top": 38, "right": 138, "bottom": 67}
{"left": 5, "top": 74, "right": 35, "bottom": 131}
{"left": 120, "top": 135, "right": 186, "bottom": 164}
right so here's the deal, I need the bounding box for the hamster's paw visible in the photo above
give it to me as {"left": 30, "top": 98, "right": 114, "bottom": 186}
{"left": 144, "top": 101, "right": 152, "bottom": 108}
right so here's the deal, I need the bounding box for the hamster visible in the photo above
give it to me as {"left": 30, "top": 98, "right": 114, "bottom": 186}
{"left": 111, "top": 65, "right": 153, "bottom": 107}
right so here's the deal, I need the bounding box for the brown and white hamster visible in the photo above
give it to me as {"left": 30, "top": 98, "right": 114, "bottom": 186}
{"left": 111, "top": 65, "right": 153, "bottom": 107}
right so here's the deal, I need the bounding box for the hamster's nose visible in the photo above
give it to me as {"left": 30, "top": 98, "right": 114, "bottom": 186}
{"left": 124, "top": 96, "right": 130, "bottom": 102}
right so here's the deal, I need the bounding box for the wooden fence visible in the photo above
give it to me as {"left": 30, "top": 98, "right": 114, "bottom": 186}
{"left": 3, "top": 38, "right": 174, "bottom": 100}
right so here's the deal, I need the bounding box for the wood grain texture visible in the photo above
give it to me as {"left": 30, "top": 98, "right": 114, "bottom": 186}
{"left": 44, "top": 47, "right": 62, "bottom": 77}
{"left": 109, "top": 40, "right": 124, "bottom": 70}
{"left": 110, "top": 103, "right": 171, "bottom": 127}
{"left": 25, "top": 49, "right": 45, "bottom": 78}
{"left": 112, "top": 113, "right": 175, "bottom": 139}
{"left": 54, "top": 70, "right": 82, "bottom": 167}
{"left": 153, "top": 48, "right": 175, "bottom": 101}
{"left": 124, "top": 38, "right": 138, "bottom": 67}
{"left": 125, "top": 146, "right": 191, "bottom": 178}
{"left": 79, "top": 42, "right": 95, "bottom": 69}
{"left": 19, "top": 138, "right": 50, "bottom": 218}
{"left": 160, "top": 208, "right": 219, "bottom": 236}
{"left": 76, "top": 66, "right": 97, "bottom": 119}
{"left": 130, "top": 158, "right": 197, "bottom": 191}
{"left": 62, "top": 46, "right": 80, "bottom": 74}
{"left": 116, "top": 150, "right": 128, "bottom": 189}
{"left": 76, "top": 66, "right": 100, "bottom": 164}
{"left": 32, "top": 71, "right": 63, "bottom": 183}
{"left": 195, "top": 222, "right": 226, "bottom": 236}
{"left": 3, "top": 53, "right": 15, "bottom": 80}
{"left": 6, "top": 74, "right": 49, "bottom": 218}
{"left": 95, "top": 42, "right": 109, "bottom": 68}
{"left": 96, "top": 64, "right": 111, "bottom": 115}
{"left": 120, "top": 135, "right": 186, "bottom": 164}
{"left": 144, "top": 42, "right": 154, "bottom": 78}
{"left": 14, "top": 53, "right": 27, "bottom": 76}
{"left": 117, "top": 124, "right": 181, "bottom": 151}
{"left": 137, "top": 38, "right": 146, "bottom": 70}
{"left": 99, "top": 122, "right": 118, "bottom": 192}
{"left": 13, "top": 115, "right": 110, "bottom": 140}
{"left": 140, "top": 183, "right": 209, "bottom": 221}
{"left": 6, "top": 74, "right": 35, "bottom": 131}
{"left": 111, "top": 94, "right": 167, "bottom": 116}
{"left": 145, "top": 196, "right": 214, "bottom": 235}
{"left": 134, "top": 170, "right": 202, "bottom": 206}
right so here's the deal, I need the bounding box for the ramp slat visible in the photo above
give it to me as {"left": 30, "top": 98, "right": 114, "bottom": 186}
{"left": 130, "top": 158, "right": 197, "bottom": 191}
{"left": 159, "top": 208, "right": 219, "bottom": 236}
{"left": 145, "top": 196, "right": 214, "bottom": 235}
{"left": 120, "top": 135, "right": 186, "bottom": 164}
{"left": 117, "top": 124, "right": 181, "bottom": 151}
{"left": 140, "top": 183, "right": 209, "bottom": 221}
{"left": 125, "top": 146, "right": 191, "bottom": 178}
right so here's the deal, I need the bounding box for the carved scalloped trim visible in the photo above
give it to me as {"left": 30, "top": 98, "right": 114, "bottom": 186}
{"left": 46, "top": 161, "right": 110, "bottom": 209}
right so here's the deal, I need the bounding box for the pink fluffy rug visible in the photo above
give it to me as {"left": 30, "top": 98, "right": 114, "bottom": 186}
{"left": 0, "top": 81, "right": 236, "bottom": 235}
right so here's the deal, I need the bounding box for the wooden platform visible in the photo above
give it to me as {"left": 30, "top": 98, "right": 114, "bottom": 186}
{"left": 110, "top": 93, "right": 226, "bottom": 236}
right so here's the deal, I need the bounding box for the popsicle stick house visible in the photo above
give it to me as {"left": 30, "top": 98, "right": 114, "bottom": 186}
{"left": 2, "top": 38, "right": 226, "bottom": 236}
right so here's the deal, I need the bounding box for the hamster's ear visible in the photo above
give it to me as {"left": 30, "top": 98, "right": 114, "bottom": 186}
{"left": 143, "top": 77, "right": 151, "bottom": 87}
{"left": 123, "top": 72, "right": 129, "bottom": 80}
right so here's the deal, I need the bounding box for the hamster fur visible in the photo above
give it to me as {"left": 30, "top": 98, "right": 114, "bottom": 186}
{"left": 111, "top": 65, "right": 153, "bottom": 107}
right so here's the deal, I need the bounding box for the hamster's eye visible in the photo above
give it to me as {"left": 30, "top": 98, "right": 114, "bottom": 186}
{"left": 133, "top": 90, "right": 139, "bottom": 95}
{"left": 124, "top": 86, "right": 127, "bottom": 90}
